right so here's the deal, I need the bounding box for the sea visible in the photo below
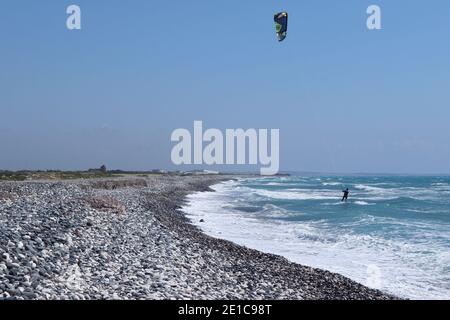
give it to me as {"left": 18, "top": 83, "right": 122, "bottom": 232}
{"left": 183, "top": 175, "right": 450, "bottom": 299}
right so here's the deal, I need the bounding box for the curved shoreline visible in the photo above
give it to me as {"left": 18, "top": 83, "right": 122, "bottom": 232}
{"left": 181, "top": 178, "right": 401, "bottom": 299}
{"left": 146, "top": 175, "right": 396, "bottom": 300}
{"left": 0, "top": 175, "right": 396, "bottom": 300}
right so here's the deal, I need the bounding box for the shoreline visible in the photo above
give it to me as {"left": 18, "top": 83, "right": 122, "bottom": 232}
{"left": 0, "top": 175, "right": 396, "bottom": 299}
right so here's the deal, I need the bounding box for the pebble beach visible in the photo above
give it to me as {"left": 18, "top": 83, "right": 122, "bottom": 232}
{"left": 0, "top": 175, "right": 395, "bottom": 300}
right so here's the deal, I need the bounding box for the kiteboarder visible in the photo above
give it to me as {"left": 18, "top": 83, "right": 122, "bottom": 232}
{"left": 342, "top": 188, "right": 350, "bottom": 202}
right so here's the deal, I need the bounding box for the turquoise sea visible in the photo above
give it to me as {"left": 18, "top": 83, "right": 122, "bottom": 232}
{"left": 183, "top": 175, "right": 450, "bottom": 299}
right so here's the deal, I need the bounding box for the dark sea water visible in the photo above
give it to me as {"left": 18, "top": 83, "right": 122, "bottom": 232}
{"left": 183, "top": 175, "right": 450, "bottom": 299}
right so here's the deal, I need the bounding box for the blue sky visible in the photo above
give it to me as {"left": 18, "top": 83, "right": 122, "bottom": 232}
{"left": 1, "top": 0, "right": 449, "bottom": 173}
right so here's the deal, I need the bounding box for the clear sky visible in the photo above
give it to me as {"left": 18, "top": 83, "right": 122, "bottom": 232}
{"left": 1, "top": 0, "right": 449, "bottom": 173}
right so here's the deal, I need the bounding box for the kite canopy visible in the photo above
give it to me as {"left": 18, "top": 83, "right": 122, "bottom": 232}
{"left": 274, "top": 12, "right": 288, "bottom": 42}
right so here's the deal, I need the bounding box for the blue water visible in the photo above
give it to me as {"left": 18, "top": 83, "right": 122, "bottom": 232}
{"left": 183, "top": 175, "right": 450, "bottom": 299}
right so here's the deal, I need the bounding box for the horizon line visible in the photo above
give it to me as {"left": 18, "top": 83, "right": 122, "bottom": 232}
{"left": 2, "top": 168, "right": 450, "bottom": 177}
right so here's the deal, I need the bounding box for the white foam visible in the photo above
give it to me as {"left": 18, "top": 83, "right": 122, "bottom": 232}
{"left": 253, "top": 188, "right": 338, "bottom": 201}
{"left": 183, "top": 180, "right": 450, "bottom": 300}
{"left": 322, "top": 182, "right": 342, "bottom": 186}
{"left": 353, "top": 184, "right": 447, "bottom": 201}
{"left": 354, "top": 201, "right": 374, "bottom": 206}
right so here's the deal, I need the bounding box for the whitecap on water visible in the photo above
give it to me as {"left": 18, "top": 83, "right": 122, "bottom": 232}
{"left": 354, "top": 201, "right": 374, "bottom": 206}
{"left": 183, "top": 178, "right": 450, "bottom": 300}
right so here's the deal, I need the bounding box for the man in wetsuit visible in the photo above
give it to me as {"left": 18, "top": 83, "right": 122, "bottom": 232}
{"left": 342, "top": 188, "right": 349, "bottom": 202}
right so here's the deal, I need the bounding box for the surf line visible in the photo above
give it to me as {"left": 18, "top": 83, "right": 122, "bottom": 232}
{"left": 171, "top": 121, "right": 280, "bottom": 175}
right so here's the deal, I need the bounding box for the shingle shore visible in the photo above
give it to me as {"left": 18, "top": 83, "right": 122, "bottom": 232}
{"left": 0, "top": 175, "right": 395, "bottom": 300}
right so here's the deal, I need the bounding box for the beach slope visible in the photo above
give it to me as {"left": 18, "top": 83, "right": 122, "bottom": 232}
{"left": 0, "top": 175, "right": 394, "bottom": 299}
